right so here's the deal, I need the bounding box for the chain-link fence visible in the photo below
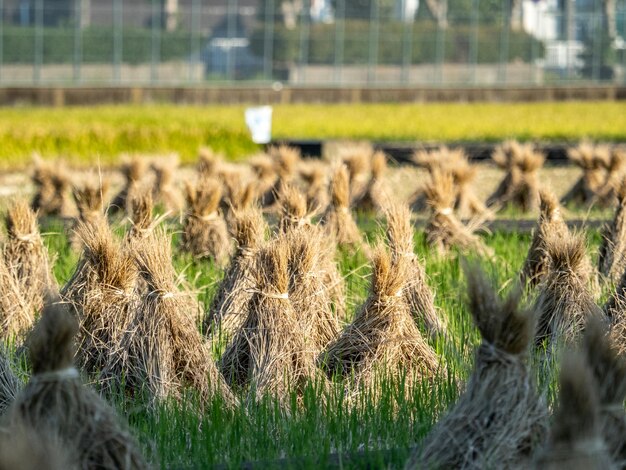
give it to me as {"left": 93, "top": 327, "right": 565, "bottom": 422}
{"left": 0, "top": 0, "right": 624, "bottom": 86}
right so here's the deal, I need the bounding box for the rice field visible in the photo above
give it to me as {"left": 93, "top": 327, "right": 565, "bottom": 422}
{"left": 0, "top": 139, "right": 625, "bottom": 468}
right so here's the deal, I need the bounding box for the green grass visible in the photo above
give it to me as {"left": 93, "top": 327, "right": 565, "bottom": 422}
{"left": 0, "top": 101, "right": 624, "bottom": 169}
{"left": 29, "top": 215, "right": 603, "bottom": 468}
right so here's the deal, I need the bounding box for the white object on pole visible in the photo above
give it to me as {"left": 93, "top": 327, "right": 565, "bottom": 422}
{"left": 245, "top": 106, "right": 273, "bottom": 144}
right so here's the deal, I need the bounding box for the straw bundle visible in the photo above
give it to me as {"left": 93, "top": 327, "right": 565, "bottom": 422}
{"left": 599, "top": 180, "right": 626, "bottom": 283}
{"left": 322, "top": 244, "right": 440, "bottom": 389}
{"left": 353, "top": 151, "right": 388, "bottom": 213}
{"left": 321, "top": 164, "right": 367, "bottom": 253}
{"left": 561, "top": 141, "right": 612, "bottom": 206}
{"left": 343, "top": 151, "right": 371, "bottom": 203}
{"left": 0, "top": 425, "right": 75, "bottom": 470}
{"left": 260, "top": 145, "right": 301, "bottom": 208}
{"left": 486, "top": 141, "right": 544, "bottom": 212}
{"left": 0, "top": 348, "right": 21, "bottom": 415}
{"left": 109, "top": 158, "right": 146, "bottom": 215}
{"left": 70, "top": 179, "right": 110, "bottom": 250}
{"left": 583, "top": 316, "right": 626, "bottom": 466}
{"left": 301, "top": 162, "right": 330, "bottom": 213}
{"left": 601, "top": 148, "right": 626, "bottom": 205}
{"left": 5, "top": 300, "right": 148, "bottom": 469}
{"left": 125, "top": 184, "right": 156, "bottom": 242}
{"left": 151, "top": 159, "right": 183, "bottom": 213}
{"left": 423, "top": 169, "right": 491, "bottom": 257}
{"left": 534, "top": 232, "right": 603, "bottom": 349}
{"left": 31, "top": 157, "right": 75, "bottom": 218}
{"left": 197, "top": 147, "right": 220, "bottom": 180}
{"left": 286, "top": 229, "right": 341, "bottom": 355}
{"left": 4, "top": 199, "right": 58, "bottom": 313}
{"left": 520, "top": 190, "right": 569, "bottom": 287}
{"left": 412, "top": 264, "right": 548, "bottom": 470}
{"left": 101, "top": 229, "right": 234, "bottom": 405}
{"left": 206, "top": 206, "right": 267, "bottom": 338}
{"left": 182, "top": 178, "right": 231, "bottom": 265}
{"left": 0, "top": 256, "right": 33, "bottom": 339}
{"left": 250, "top": 155, "right": 278, "bottom": 203}
{"left": 385, "top": 203, "right": 446, "bottom": 339}
{"left": 66, "top": 220, "right": 138, "bottom": 377}
{"left": 220, "top": 236, "right": 317, "bottom": 402}
{"left": 534, "top": 352, "right": 613, "bottom": 469}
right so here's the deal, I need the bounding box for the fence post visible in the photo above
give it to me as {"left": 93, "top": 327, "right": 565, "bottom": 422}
{"left": 333, "top": 0, "right": 345, "bottom": 84}
{"left": 226, "top": 0, "right": 237, "bottom": 81}
{"left": 469, "top": 0, "right": 479, "bottom": 84}
{"left": 367, "top": 0, "right": 379, "bottom": 84}
{"left": 73, "top": 0, "right": 82, "bottom": 83}
{"left": 400, "top": 5, "right": 414, "bottom": 84}
{"left": 190, "top": 0, "right": 200, "bottom": 83}
{"left": 151, "top": 0, "right": 160, "bottom": 84}
{"left": 263, "top": 0, "right": 274, "bottom": 81}
{"left": 298, "top": 0, "right": 310, "bottom": 84}
{"left": 113, "top": 0, "right": 122, "bottom": 83}
{"left": 498, "top": 0, "right": 510, "bottom": 84}
{"left": 34, "top": 0, "right": 43, "bottom": 84}
{"left": 434, "top": 10, "right": 445, "bottom": 84}
{"left": 592, "top": 0, "right": 601, "bottom": 82}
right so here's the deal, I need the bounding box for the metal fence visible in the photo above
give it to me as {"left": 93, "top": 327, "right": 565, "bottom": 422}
{"left": 0, "top": 0, "right": 624, "bottom": 86}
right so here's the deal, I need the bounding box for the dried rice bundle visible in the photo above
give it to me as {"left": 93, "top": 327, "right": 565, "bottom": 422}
{"left": 151, "top": 159, "right": 183, "bottom": 213}
{"left": 220, "top": 236, "right": 318, "bottom": 402}
{"left": 286, "top": 229, "right": 341, "bottom": 355}
{"left": 412, "top": 264, "right": 548, "bottom": 470}
{"left": 534, "top": 232, "right": 603, "bottom": 350}
{"left": 561, "top": 141, "right": 612, "bottom": 207}
{"left": 4, "top": 199, "right": 58, "bottom": 313}
{"left": 0, "top": 256, "right": 33, "bottom": 339}
{"left": 31, "top": 157, "right": 75, "bottom": 218}
{"left": 197, "top": 147, "right": 221, "bottom": 180}
{"left": 66, "top": 220, "right": 138, "bottom": 377}
{"left": 182, "top": 178, "right": 231, "bottom": 265}
{"left": 601, "top": 148, "right": 626, "bottom": 205}
{"left": 109, "top": 158, "right": 146, "bottom": 215}
{"left": 303, "top": 164, "right": 330, "bottom": 214}
{"left": 322, "top": 244, "right": 440, "bottom": 391}
{"left": 385, "top": 203, "right": 446, "bottom": 339}
{"left": 520, "top": 190, "right": 569, "bottom": 287}
{"left": 70, "top": 179, "right": 110, "bottom": 250}
{"left": 486, "top": 141, "right": 544, "bottom": 212}
{"left": 220, "top": 171, "right": 256, "bottom": 216}
{"left": 353, "top": 151, "right": 388, "bottom": 213}
{"left": 343, "top": 151, "right": 372, "bottom": 203}
{"left": 101, "top": 229, "right": 234, "bottom": 405}
{"left": 0, "top": 425, "right": 76, "bottom": 470}
{"left": 5, "top": 300, "right": 148, "bottom": 469}
{"left": 583, "top": 317, "right": 626, "bottom": 466}
{"left": 260, "top": 145, "right": 301, "bottom": 208}
{"left": 250, "top": 155, "right": 278, "bottom": 201}
{"left": 534, "top": 351, "right": 613, "bottom": 469}
{"left": 206, "top": 206, "right": 266, "bottom": 338}
{"left": 599, "top": 180, "right": 626, "bottom": 283}
{"left": 321, "top": 164, "right": 367, "bottom": 253}
{"left": 125, "top": 184, "right": 157, "bottom": 242}
{"left": 424, "top": 169, "right": 491, "bottom": 257}
{"left": 0, "top": 347, "right": 21, "bottom": 415}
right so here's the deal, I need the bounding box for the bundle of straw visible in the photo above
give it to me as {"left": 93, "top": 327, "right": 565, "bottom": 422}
{"left": 260, "top": 145, "right": 301, "bottom": 208}
{"left": 0, "top": 348, "right": 21, "bottom": 415}
{"left": 206, "top": 206, "right": 267, "bottom": 338}
{"left": 343, "top": 151, "right": 371, "bottom": 203}
{"left": 599, "top": 180, "right": 626, "bottom": 283}
{"left": 534, "top": 352, "right": 613, "bottom": 469}
{"left": 101, "top": 229, "right": 235, "bottom": 405}
{"left": 423, "top": 169, "right": 491, "bottom": 257}
{"left": 534, "top": 232, "right": 603, "bottom": 350}
{"left": 323, "top": 244, "right": 440, "bottom": 390}
{"left": 321, "top": 164, "right": 367, "bottom": 253}
{"left": 70, "top": 179, "right": 110, "bottom": 250}
{"left": 4, "top": 199, "right": 58, "bottom": 313}
{"left": 109, "top": 158, "right": 146, "bottom": 215}
{"left": 220, "top": 236, "right": 318, "bottom": 402}
{"left": 385, "top": 203, "right": 446, "bottom": 339}
{"left": 31, "top": 157, "right": 75, "bottom": 218}
{"left": 5, "top": 300, "right": 148, "bottom": 469}
{"left": 0, "top": 256, "right": 33, "bottom": 339}
{"left": 182, "top": 178, "right": 231, "bottom": 265}
{"left": 413, "top": 264, "right": 548, "bottom": 470}
{"left": 561, "top": 141, "right": 612, "bottom": 207}
{"left": 486, "top": 141, "right": 544, "bottom": 212}
{"left": 151, "top": 159, "right": 183, "bottom": 213}
{"left": 353, "top": 151, "right": 388, "bottom": 213}
{"left": 197, "top": 147, "right": 221, "bottom": 180}
{"left": 0, "top": 425, "right": 75, "bottom": 470}
{"left": 520, "top": 190, "right": 569, "bottom": 287}
{"left": 125, "top": 184, "right": 157, "bottom": 242}
{"left": 301, "top": 162, "right": 330, "bottom": 214}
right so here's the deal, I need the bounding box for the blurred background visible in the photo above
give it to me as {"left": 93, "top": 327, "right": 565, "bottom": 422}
{"left": 0, "top": 0, "right": 624, "bottom": 87}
